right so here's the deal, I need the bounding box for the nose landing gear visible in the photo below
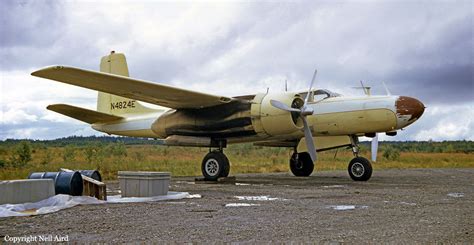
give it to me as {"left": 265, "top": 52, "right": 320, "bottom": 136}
{"left": 348, "top": 157, "right": 372, "bottom": 181}
{"left": 348, "top": 135, "right": 372, "bottom": 181}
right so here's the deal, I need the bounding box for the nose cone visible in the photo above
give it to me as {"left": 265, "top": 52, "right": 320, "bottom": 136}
{"left": 396, "top": 96, "right": 425, "bottom": 127}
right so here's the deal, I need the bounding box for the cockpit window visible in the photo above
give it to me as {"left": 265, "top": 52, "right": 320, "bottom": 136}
{"left": 300, "top": 89, "right": 341, "bottom": 102}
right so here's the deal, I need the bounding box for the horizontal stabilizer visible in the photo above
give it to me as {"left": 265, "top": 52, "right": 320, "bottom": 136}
{"left": 32, "top": 66, "right": 234, "bottom": 109}
{"left": 47, "top": 104, "right": 123, "bottom": 124}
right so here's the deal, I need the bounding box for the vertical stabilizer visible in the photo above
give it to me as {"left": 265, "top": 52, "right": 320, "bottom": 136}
{"left": 97, "top": 51, "right": 157, "bottom": 115}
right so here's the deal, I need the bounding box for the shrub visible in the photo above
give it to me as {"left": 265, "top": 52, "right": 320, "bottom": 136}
{"left": 85, "top": 144, "right": 105, "bottom": 164}
{"left": 134, "top": 151, "right": 145, "bottom": 162}
{"left": 383, "top": 147, "right": 400, "bottom": 161}
{"left": 9, "top": 141, "right": 32, "bottom": 167}
{"left": 108, "top": 141, "right": 127, "bottom": 157}
{"left": 63, "top": 145, "right": 76, "bottom": 163}
{"left": 40, "top": 148, "right": 53, "bottom": 166}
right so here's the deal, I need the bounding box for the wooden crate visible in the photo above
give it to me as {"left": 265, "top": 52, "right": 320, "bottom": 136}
{"left": 81, "top": 175, "right": 107, "bottom": 201}
{"left": 61, "top": 168, "right": 107, "bottom": 200}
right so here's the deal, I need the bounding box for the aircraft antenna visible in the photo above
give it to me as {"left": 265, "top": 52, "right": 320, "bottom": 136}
{"left": 382, "top": 81, "right": 392, "bottom": 96}
{"left": 360, "top": 80, "right": 371, "bottom": 96}
{"left": 352, "top": 81, "right": 371, "bottom": 96}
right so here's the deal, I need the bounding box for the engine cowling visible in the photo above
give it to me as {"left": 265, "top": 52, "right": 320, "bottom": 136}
{"left": 257, "top": 93, "right": 304, "bottom": 136}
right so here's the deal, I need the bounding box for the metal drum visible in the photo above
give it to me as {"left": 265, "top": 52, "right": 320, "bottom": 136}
{"left": 28, "top": 171, "right": 83, "bottom": 196}
{"left": 78, "top": 170, "right": 102, "bottom": 181}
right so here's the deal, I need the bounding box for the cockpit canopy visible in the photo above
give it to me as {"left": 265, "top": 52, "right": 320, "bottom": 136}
{"left": 299, "top": 89, "right": 341, "bottom": 102}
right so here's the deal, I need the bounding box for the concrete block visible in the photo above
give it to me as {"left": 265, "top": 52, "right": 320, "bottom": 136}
{"left": 118, "top": 171, "right": 170, "bottom": 197}
{"left": 0, "top": 179, "right": 55, "bottom": 205}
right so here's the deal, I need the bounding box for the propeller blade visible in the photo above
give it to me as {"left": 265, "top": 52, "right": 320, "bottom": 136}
{"left": 304, "top": 69, "right": 318, "bottom": 104}
{"left": 302, "top": 116, "right": 317, "bottom": 161}
{"left": 371, "top": 133, "right": 378, "bottom": 162}
{"left": 270, "top": 100, "right": 300, "bottom": 112}
{"left": 382, "top": 81, "right": 391, "bottom": 96}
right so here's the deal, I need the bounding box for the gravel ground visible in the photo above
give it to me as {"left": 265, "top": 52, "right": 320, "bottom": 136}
{"left": 1, "top": 168, "right": 473, "bottom": 243}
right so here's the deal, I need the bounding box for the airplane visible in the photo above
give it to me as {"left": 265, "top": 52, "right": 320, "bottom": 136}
{"left": 31, "top": 51, "right": 425, "bottom": 181}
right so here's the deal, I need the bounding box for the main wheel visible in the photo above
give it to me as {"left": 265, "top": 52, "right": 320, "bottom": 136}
{"left": 348, "top": 157, "right": 372, "bottom": 181}
{"left": 289, "top": 152, "right": 314, "bottom": 176}
{"left": 220, "top": 157, "right": 230, "bottom": 178}
{"left": 201, "top": 151, "right": 230, "bottom": 181}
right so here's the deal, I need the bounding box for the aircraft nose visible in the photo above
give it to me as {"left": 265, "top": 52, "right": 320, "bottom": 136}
{"left": 396, "top": 96, "right": 425, "bottom": 124}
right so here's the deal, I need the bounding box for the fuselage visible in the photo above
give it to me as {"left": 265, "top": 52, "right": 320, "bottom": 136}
{"left": 92, "top": 92, "right": 424, "bottom": 145}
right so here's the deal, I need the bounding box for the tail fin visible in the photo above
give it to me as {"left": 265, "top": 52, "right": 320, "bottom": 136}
{"left": 97, "top": 51, "right": 157, "bottom": 115}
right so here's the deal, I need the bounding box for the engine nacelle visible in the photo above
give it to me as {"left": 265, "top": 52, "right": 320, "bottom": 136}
{"left": 256, "top": 93, "right": 304, "bottom": 136}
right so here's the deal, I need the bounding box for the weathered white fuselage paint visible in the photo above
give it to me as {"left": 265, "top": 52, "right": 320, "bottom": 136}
{"left": 92, "top": 112, "right": 164, "bottom": 138}
{"left": 253, "top": 95, "right": 401, "bottom": 143}
{"left": 310, "top": 95, "right": 410, "bottom": 128}
{"left": 308, "top": 95, "right": 399, "bottom": 135}
{"left": 311, "top": 96, "right": 397, "bottom": 115}
{"left": 90, "top": 95, "right": 418, "bottom": 142}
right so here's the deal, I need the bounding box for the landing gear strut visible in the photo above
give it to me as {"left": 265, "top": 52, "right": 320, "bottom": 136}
{"left": 201, "top": 141, "right": 230, "bottom": 181}
{"left": 289, "top": 152, "right": 314, "bottom": 177}
{"left": 348, "top": 135, "right": 372, "bottom": 181}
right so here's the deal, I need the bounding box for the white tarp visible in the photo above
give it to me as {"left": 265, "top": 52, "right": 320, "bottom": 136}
{"left": 0, "top": 192, "right": 199, "bottom": 218}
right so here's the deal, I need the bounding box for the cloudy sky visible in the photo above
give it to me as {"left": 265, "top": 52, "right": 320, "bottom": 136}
{"left": 1, "top": 0, "right": 472, "bottom": 141}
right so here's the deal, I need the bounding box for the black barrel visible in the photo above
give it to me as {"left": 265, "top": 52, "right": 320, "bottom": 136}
{"left": 28, "top": 171, "right": 83, "bottom": 196}
{"left": 78, "top": 170, "right": 102, "bottom": 181}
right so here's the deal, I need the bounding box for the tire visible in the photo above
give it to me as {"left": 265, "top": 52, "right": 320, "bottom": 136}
{"left": 348, "top": 157, "right": 372, "bottom": 181}
{"left": 289, "top": 152, "right": 314, "bottom": 177}
{"left": 201, "top": 151, "right": 229, "bottom": 181}
{"left": 220, "top": 158, "right": 230, "bottom": 177}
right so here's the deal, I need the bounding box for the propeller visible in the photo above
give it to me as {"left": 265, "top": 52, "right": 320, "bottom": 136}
{"left": 371, "top": 133, "right": 378, "bottom": 162}
{"left": 270, "top": 69, "right": 318, "bottom": 161}
{"left": 370, "top": 81, "right": 392, "bottom": 162}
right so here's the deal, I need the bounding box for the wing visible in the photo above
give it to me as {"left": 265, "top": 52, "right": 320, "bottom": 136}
{"left": 47, "top": 104, "right": 123, "bottom": 124}
{"left": 32, "top": 66, "right": 234, "bottom": 109}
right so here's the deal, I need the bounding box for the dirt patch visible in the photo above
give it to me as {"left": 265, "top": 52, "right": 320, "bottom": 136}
{"left": 1, "top": 168, "right": 473, "bottom": 243}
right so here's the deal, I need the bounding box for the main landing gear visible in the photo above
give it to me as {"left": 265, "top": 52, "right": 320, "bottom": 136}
{"left": 201, "top": 141, "right": 230, "bottom": 181}
{"left": 289, "top": 152, "right": 314, "bottom": 176}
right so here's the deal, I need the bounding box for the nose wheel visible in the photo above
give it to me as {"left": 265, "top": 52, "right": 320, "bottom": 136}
{"left": 201, "top": 150, "right": 230, "bottom": 181}
{"left": 348, "top": 157, "right": 372, "bottom": 181}
{"left": 347, "top": 135, "right": 372, "bottom": 181}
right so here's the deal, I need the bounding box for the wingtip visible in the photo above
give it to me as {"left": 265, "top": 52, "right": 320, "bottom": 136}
{"left": 31, "top": 65, "right": 66, "bottom": 77}
{"left": 46, "top": 103, "right": 66, "bottom": 110}
{"left": 30, "top": 70, "right": 40, "bottom": 76}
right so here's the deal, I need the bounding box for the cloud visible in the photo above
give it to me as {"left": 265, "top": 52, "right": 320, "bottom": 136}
{"left": 0, "top": 0, "right": 472, "bottom": 140}
{"left": 0, "top": 70, "right": 99, "bottom": 139}
{"left": 2, "top": 108, "right": 38, "bottom": 125}
{"left": 0, "top": 1, "right": 65, "bottom": 47}
{"left": 412, "top": 104, "right": 474, "bottom": 141}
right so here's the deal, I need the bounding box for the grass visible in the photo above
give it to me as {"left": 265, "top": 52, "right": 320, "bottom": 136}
{"left": 1, "top": 144, "right": 473, "bottom": 180}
